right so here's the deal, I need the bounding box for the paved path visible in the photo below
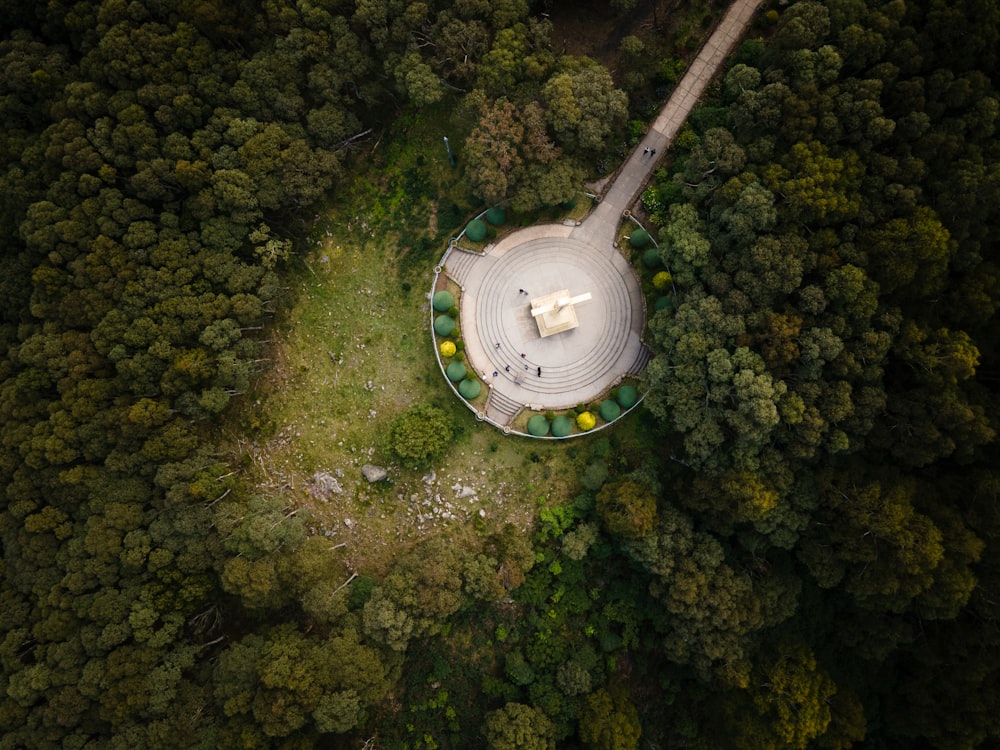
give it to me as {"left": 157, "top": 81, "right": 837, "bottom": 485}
{"left": 444, "top": 0, "right": 763, "bottom": 428}
{"left": 576, "top": 0, "right": 765, "bottom": 245}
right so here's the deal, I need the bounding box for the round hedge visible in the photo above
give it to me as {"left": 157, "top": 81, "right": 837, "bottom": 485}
{"left": 432, "top": 290, "right": 455, "bottom": 312}
{"left": 458, "top": 378, "right": 481, "bottom": 399}
{"left": 439, "top": 340, "right": 456, "bottom": 358}
{"left": 485, "top": 206, "right": 506, "bottom": 226}
{"left": 642, "top": 247, "right": 662, "bottom": 268}
{"left": 599, "top": 399, "right": 622, "bottom": 422}
{"left": 577, "top": 411, "right": 596, "bottom": 431}
{"left": 434, "top": 314, "right": 456, "bottom": 336}
{"left": 629, "top": 228, "right": 651, "bottom": 248}
{"left": 616, "top": 385, "right": 638, "bottom": 409}
{"left": 465, "top": 218, "right": 487, "bottom": 242}
{"left": 550, "top": 415, "right": 574, "bottom": 437}
{"left": 653, "top": 271, "right": 672, "bottom": 289}
{"left": 654, "top": 296, "right": 674, "bottom": 312}
{"left": 445, "top": 361, "right": 467, "bottom": 382}
{"left": 527, "top": 415, "right": 550, "bottom": 436}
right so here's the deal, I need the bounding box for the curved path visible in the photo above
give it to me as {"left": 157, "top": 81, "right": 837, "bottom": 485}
{"left": 445, "top": 0, "right": 764, "bottom": 427}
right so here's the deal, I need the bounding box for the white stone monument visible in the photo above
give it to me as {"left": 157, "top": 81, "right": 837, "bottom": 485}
{"left": 530, "top": 289, "right": 593, "bottom": 337}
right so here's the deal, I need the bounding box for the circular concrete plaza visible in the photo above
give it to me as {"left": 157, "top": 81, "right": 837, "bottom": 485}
{"left": 449, "top": 224, "right": 648, "bottom": 416}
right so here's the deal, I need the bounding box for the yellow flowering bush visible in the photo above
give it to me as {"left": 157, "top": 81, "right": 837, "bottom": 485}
{"left": 576, "top": 411, "right": 596, "bottom": 431}
{"left": 653, "top": 271, "right": 672, "bottom": 289}
{"left": 439, "top": 340, "right": 456, "bottom": 358}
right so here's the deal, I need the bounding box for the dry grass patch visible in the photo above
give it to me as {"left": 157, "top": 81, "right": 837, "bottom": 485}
{"left": 232, "top": 217, "right": 578, "bottom": 575}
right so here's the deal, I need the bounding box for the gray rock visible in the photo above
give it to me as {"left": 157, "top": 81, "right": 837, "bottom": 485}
{"left": 362, "top": 464, "right": 388, "bottom": 482}
{"left": 308, "top": 471, "right": 343, "bottom": 500}
{"left": 422, "top": 469, "right": 436, "bottom": 484}
{"left": 458, "top": 486, "right": 477, "bottom": 498}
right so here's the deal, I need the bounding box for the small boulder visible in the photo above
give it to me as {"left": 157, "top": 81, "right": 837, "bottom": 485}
{"left": 362, "top": 464, "right": 388, "bottom": 482}
{"left": 309, "top": 471, "right": 344, "bottom": 499}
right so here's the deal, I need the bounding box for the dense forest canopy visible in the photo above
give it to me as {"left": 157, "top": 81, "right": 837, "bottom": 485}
{"left": 1, "top": 0, "right": 999, "bottom": 748}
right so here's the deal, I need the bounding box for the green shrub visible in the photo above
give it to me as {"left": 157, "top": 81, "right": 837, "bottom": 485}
{"left": 432, "top": 290, "right": 455, "bottom": 312}
{"left": 485, "top": 206, "right": 506, "bottom": 226}
{"left": 551, "top": 416, "right": 574, "bottom": 437}
{"left": 654, "top": 295, "right": 674, "bottom": 312}
{"left": 446, "top": 361, "right": 467, "bottom": 382}
{"left": 642, "top": 247, "right": 662, "bottom": 268}
{"left": 433, "top": 315, "right": 455, "bottom": 336}
{"left": 390, "top": 404, "right": 454, "bottom": 469}
{"left": 527, "top": 415, "right": 550, "bottom": 436}
{"left": 580, "top": 461, "right": 609, "bottom": 491}
{"left": 458, "top": 378, "right": 481, "bottom": 399}
{"left": 616, "top": 385, "right": 638, "bottom": 409}
{"left": 504, "top": 651, "right": 536, "bottom": 686}
{"left": 465, "top": 218, "right": 487, "bottom": 242}
{"left": 629, "top": 228, "right": 650, "bottom": 248}
{"left": 626, "top": 119, "right": 646, "bottom": 145}
{"left": 347, "top": 575, "right": 377, "bottom": 609}
{"left": 599, "top": 400, "right": 622, "bottom": 422}
{"left": 657, "top": 56, "right": 686, "bottom": 86}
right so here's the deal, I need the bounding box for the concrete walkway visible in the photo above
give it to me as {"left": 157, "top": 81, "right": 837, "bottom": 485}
{"left": 444, "top": 0, "right": 764, "bottom": 428}
{"left": 577, "top": 0, "right": 765, "bottom": 245}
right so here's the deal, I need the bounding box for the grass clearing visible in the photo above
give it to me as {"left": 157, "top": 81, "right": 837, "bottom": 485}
{"left": 229, "top": 103, "right": 584, "bottom": 575}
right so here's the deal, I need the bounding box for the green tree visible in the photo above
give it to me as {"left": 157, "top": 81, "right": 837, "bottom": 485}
{"left": 595, "top": 480, "right": 657, "bottom": 540}
{"left": 578, "top": 688, "right": 642, "bottom": 750}
{"left": 484, "top": 702, "right": 556, "bottom": 750}
{"left": 727, "top": 638, "right": 837, "bottom": 750}
{"left": 862, "top": 206, "right": 954, "bottom": 298}
{"left": 763, "top": 140, "right": 863, "bottom": 225}
{"left": 541, "top": 58, "right": 627, "bottom": 155}
{"left": 462, "top": 95, "right": 568, "bottom": 209}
